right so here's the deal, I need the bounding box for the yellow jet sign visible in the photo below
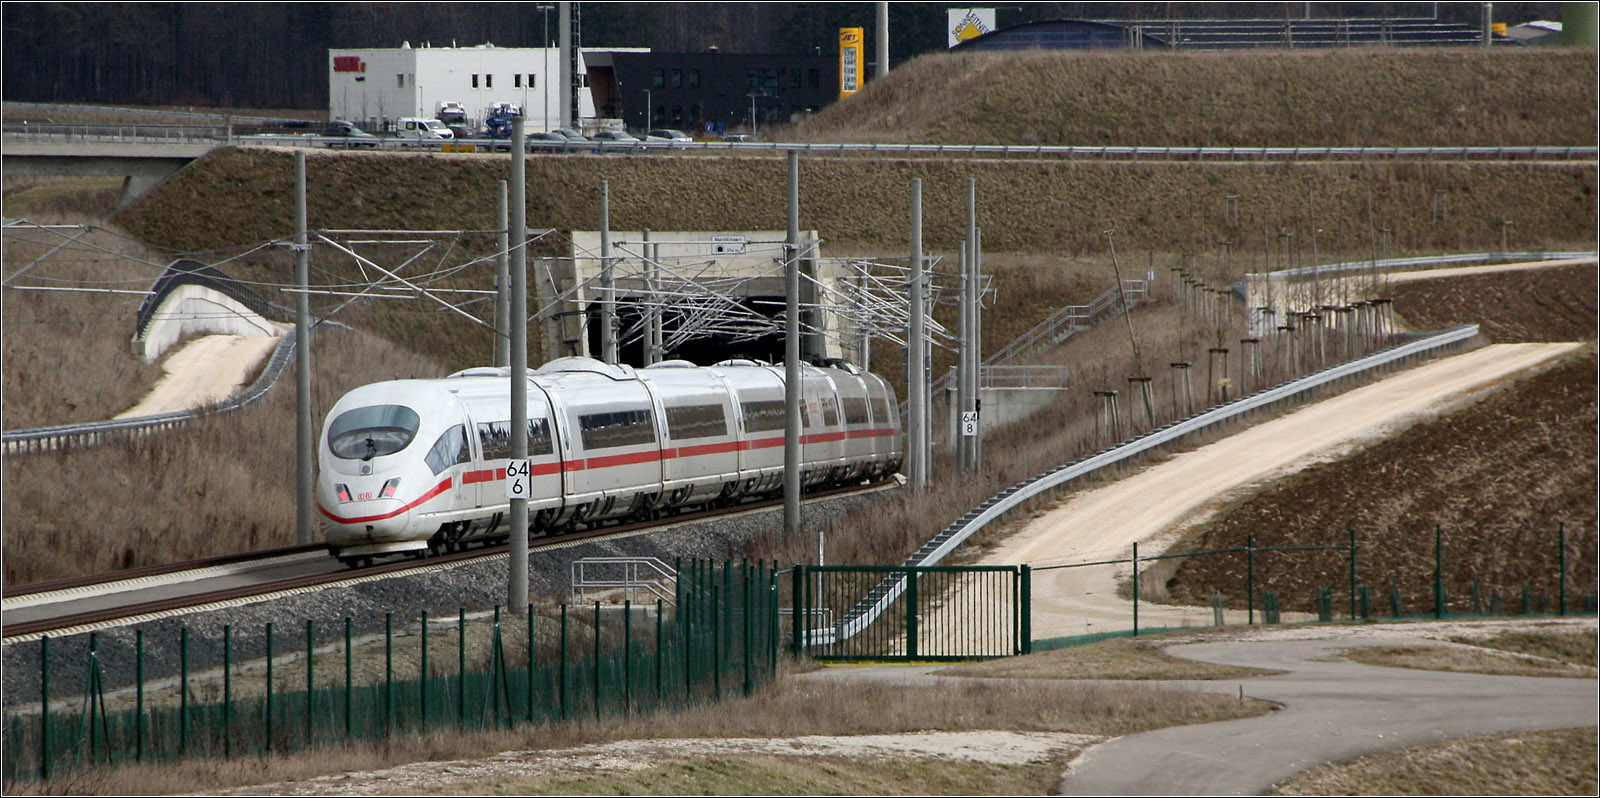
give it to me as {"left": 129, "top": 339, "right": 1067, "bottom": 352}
{"left": 839, "top": 27, "right": 864, "bottom": 99}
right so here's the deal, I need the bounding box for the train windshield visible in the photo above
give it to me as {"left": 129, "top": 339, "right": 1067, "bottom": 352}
{"left": 328, "top": 405, "right": 421, "bottom": 460}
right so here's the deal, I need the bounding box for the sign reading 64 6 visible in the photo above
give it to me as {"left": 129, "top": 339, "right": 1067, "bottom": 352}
{"left": 505, "top": 459, "right": 532, "bottom": 499}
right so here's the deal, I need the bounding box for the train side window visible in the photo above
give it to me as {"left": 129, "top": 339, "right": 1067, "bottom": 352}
{"left": 843, "top": 397, "right": 870, "bottom": 425}
{"left": 869, "top": 395, "right": 891, "bottom": 424}
{"left": 738, "top": 399, "right": 784, "bottom": 433}
{"left": 579, "top": 408, "right": 655, "bottom": 450}
{"left": 424, "top": 424, "right": 470, "bottom": 475}
{"left": 822, "top": 397, "right": 839, "bottom": 427}
{"left": 665, "top": 403, "right": 727, "bottom": 440}
{"left": 478, "top": 418, "right": 554, "bottom": 460}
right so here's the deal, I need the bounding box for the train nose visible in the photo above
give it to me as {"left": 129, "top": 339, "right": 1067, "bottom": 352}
{"left": 322, "top": 499, "right": 413, "bottom": 547}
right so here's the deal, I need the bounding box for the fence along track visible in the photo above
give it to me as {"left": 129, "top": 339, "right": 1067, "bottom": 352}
{"left": 807, "top": 323, "right": 1480, "bottom": 646}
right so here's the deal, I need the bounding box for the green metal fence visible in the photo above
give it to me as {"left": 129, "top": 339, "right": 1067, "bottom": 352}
{"left": 3, "top": 558, "right": 780, "bottom": 785}
{"left": 1029, "top": 523, "right": 1595, "bottom": 649}
{"left": 789, "top": 565, "right": 1030, "bottom": 661}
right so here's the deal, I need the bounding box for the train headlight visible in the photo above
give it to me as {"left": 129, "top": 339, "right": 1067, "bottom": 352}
{"left": 381, "top": 478, "right": 402, "bottom": 499}
{"left": 335, "top": 483, "right": 352, "bottom": 503}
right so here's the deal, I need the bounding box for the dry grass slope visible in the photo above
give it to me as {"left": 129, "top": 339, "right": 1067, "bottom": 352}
{"left": 786, "top": 48, "right": 1598, "bottom": 147}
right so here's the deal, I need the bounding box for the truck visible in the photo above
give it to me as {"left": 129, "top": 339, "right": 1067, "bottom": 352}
{"left": 482, "top": 102, "right": 523, "bottom": 140}
{"left": 435, "top": 101, "right": 473, "bottom": 138}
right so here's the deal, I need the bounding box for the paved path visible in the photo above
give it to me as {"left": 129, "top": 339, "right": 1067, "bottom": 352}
{"left": 115, "top": 331, "right": 281, "bottom": 418}
{"left": 799, "top": 620, "right": 1598, "bottom": 796}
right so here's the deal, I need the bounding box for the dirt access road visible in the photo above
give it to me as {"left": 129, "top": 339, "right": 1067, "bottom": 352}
{"left": 967, "top": 342, "right": 1582, "bottom": 640}
{"left": 114, "top": 331, "right": 282, "bottom": 418}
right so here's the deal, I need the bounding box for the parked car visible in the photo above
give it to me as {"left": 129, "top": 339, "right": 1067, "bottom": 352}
{"left": 524, "top": 131, "right": 575, "bottom": 150}
{"left": 721, "top": 133, "right": 754, "bottom": 143}
{"left": 551, "top": 127, "right": 589, "bottom": 141}
{"left": 645, "top": 128, "right": 693, "bottom": 143}
{"left": 591, "top": 130, "right": 641, "bottom": 145}
{"left": 321, "top": 120, "right": 380, "bottom": 148}
{"left": 396, "top": 117, "right": 454, "bottom": 143}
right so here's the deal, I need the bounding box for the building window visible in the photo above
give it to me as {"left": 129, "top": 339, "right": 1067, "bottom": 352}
{"left": 514, "top": 74, "right": 522, "bottom": 88}
{"left": 808, "top": 68, "right": 820, "bottom": 88}
{"left": 397, "top": 73, "right": 405, "bottom": 89}
{"left": 528, "top": 73, "right": 536, "bottom": 88}
{"left": 471, "top": 74, "right": 479, "bottom": 89}
{"left": 485, "top": 73, "right": 493, "bottom": 88}
{"left": 687, "top": 69, "right": 700, "bottom": 88}
{"left": 651, "top": 68, "right": 664, "bottom": 88}
{"left": 746, "top": 69, "right": 760, "bottom": 91}
{"left": 669, "top": 68, "right": 682, "bottom": 88}
{"left": 788, "top": 69, "right": 802, "bottom": 88}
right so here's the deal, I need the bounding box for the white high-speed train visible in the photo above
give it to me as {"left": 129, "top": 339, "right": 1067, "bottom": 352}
{"left": 317, "top": 357, "right": 903, "bottom": 566}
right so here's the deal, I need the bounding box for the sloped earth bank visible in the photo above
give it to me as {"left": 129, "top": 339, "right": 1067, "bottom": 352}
{"left": 1389, "top": 262, "right": 1597, "bottom": 344}
{"left": 1166, "top": 348, "right": 1597, "bottom": 613}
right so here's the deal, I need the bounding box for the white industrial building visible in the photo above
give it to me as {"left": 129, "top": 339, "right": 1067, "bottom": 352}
{"left": 327, "top": 43, "right": 599, "bottom": 133}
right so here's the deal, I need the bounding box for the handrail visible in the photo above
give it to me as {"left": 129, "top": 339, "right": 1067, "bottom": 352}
{"left": 806, "top": 323, "right": 1480, "bottom": 646}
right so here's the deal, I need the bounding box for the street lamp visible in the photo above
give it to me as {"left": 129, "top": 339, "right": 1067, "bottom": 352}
{"left": 538, "top": 4, "right": 554, "bottom": 131}
{"left": 746, "top": 92, "right": 759, "bottom": 138}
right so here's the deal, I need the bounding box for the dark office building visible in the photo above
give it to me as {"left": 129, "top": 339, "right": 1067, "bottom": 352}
{"left": 606, "top": 52, "right": 839, "bottom": 136}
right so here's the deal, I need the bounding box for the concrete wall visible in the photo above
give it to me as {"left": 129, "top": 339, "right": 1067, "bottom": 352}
{"left": 132, "top": 284, "right": 282, "bottom": 362}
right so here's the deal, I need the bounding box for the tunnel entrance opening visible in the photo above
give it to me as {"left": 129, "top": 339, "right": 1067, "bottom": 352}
{"left": 584, "top": 295, "right": 787, "bottom": 367}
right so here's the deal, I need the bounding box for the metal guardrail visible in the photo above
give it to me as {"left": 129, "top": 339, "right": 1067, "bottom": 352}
{"left": 1, "top": 327, "right": 299, "bottom": 455}
{"left": 570, "top": 556, "right": 678, "bottom": 605}
{"left": 808, "top": 323, "right": 1480, "bottom": 646}
{"left": 5, "top": 125, "right": 1595, "bottom": 162}
{"left": 1256, "top": 251, "right": 1598, "bottom": 282}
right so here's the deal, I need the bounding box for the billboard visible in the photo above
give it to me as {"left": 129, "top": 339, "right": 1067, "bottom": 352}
{"left": 947, "top": 8, "right": 996, "bottom": 47}
{"left": 839, "top": 27, "right": 864, "bottom": 98}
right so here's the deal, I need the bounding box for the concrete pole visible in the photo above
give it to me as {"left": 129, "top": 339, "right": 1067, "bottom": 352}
{"left": 509, "top": 116, "right": 530, "bottom": 612}
{"left": 784, "top": 150, "right": 803, "bottom": 543}
{"left": 643, "top": 228, "right": 657, "bottom": 365}
{"left": 294, "top": 151, "right": 315, "bottom": 546}
{"left": 909, "top": 178, "right": 927, "bottom": 490}
{"left": 962, "top": 177, "right": 978, "bottom": 472}
{"left": 558, "top": 2, "right": 573, "bottom": 129}
{"left": 876, "top": 2, "right": 890, "bottom": 79}
{"left": 1482, "top": 2, "right": 1493, "bottom": 46}
{"left": 966, "top": 225, "right": 979, "bottom": 466}
{"left": 600, "top": 180, "right": 615, "bottom": 364}
{"left": 956, "top": 241, "right": 971, "bottom": 472}
{"left": 495, "top": 180, "right": 510, "bottom": 368}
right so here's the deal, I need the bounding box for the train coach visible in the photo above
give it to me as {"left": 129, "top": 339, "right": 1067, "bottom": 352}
{"left": 317, "top": 356, "right": 903, "bottom": 566}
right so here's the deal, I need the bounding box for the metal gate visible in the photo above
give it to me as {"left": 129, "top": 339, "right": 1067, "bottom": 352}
{"left": 790, "top": 565, "right": 1030, "bottom": 660}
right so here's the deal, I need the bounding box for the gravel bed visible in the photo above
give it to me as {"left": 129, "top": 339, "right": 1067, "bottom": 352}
{"left": 2, "top": 488, "right": 886, "bottom": 708}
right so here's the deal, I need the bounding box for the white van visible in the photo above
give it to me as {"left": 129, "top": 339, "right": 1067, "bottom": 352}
{"left": 397, "top": 117, "right": 454, "bottom": 141}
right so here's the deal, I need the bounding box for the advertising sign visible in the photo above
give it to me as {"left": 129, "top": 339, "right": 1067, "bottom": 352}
{"left": 947, "top": 8, "right": 996, "bottom": 47}
{"left": 839, "top": 27, "right": 864, "bottom": 98}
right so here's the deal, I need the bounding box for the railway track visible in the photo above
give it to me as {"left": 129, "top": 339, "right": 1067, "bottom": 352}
{"left": 1, "top": 482, "right": 889, "bottom": 641}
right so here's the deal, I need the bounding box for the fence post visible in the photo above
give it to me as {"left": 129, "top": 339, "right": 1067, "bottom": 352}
{"left": 180, "top": 627, "right": 188, "bottom": 756}
{"left": 1020, "top": 565, "right": 1032, "bottom": 655}
{"left": 655, "top": 599, "right": 665, "bottom": 704}
{"left": 420, "top": 611, "right": 429, "bottom": 731}
{"left": 526, "top": 605, "right": 535, "bottom": 723}
{"left": 40, "top": 635, "right": 50, "bottom": 780}
{"left": 343, "top": 618, "right": 353, "bottom": 739}
{"left": 1348, "top": 529, "right": 1358, "bottom": 621}
{"left": 624, "top": 600, "right": 633, "bottom": 715}
{"left": 265, "top": 622, "right": 275, "bottom": 751}
{"left": 712, "top": 578, "right": 722, "bottom": 700}
{"left": 135, "top": 629, "right": 145, "bottom": 762}
{"left": 1247, "top": 535, "right": 1256, "bottom": 625}
{"left": 559, "top": 605, "right": 568, "bottom": 720}
{"left": 1434, "top": 524, "right": 1444, "bottom": 619}
{"left": 384, "top": 613, "right": 392, "bottom": 737}
{"left": 906, "top": 568, "right": 919, "bottom": 658}
{"left": 593, "top": 602, "right": 603, "bottom": 720}
{"left": 791, "top": 565, "right": 803, "bottom": 654}
{"left": 1558, "top": 522, "right": 1567, "bottom": 616}
{"left": 458, "top": 609, "right": 467, "bottom": 730}
{"left": 742, "top": 569, "right": 753, "bottom": 696}
{"left": 306, "top": 619, "right": 315, "bottom": 745}
{"left": 223, "top": 625, "right": 232, "bottom": 757}
{"left": 1132, "top": 543, "right": 1140, "bottom": 637}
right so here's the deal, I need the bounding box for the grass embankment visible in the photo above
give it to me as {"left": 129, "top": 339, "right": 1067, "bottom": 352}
{"left": 9, "top": 671, "right": 1273, "bottom": 795}
{"left": 785, "top": 48, "right": 1597, "bottom": 148}
{"left": 938, "top": 634, "right": 1279, "bottom": 681}
{"left": 1274, "top": 726, "right": 1598, "bottom": 796}
{"left": 1345, "top": 626, "right": 1599, "bottom": 678}
{"left": 1163, "top": 262, "right": 1598, "bottom": 613}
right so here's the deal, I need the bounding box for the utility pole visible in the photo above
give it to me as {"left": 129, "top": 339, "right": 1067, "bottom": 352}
{"left": 508, "top": 116, "right": 530, "bottom": 612}
{"left": 558, "top": 2, "right": 573, "bottom": 130}
{"left": 495, "top": 180, "right": 510, "bottom": 368}
{"left": 958, "top": 178, "right": 978, "bottom": 472}
{"left": 784, "top": 150, "right": 803, "bottom": 542}
{"left": 600, "top": 180, "right": 615, "bottom": 364}
{"left": 908, "top": 178, "right": 928, "bottom": 490}
{"left": 876, "top": 2, "right": 890, "bottom": 79}
{"left": 294, "top": 150, "right": 314, "bottom": 545}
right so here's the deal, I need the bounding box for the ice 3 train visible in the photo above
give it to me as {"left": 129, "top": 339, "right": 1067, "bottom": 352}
{"left": 317, "top": 357, "right": 904, "bottom": 566}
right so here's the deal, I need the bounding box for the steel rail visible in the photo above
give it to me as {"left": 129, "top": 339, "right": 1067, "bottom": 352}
{"left": 1, "top": 481, "right": 888, "bottom": 640}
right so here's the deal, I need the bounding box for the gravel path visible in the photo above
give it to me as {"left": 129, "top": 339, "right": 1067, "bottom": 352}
{"left": 115, "top": 331, "right": 283, "bottom": 418}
